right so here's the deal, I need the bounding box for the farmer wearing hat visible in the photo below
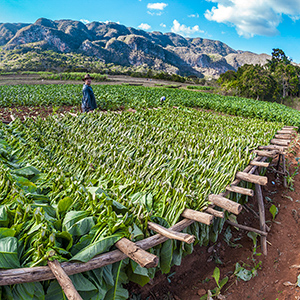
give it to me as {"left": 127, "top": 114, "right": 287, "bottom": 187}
{"left": 82, "top": 74, "right": 97, "bottom": 113}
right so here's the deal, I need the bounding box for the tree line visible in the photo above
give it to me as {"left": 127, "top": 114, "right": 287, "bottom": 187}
{"left": 218, "top": 49, "right": 300, "bottom": 103}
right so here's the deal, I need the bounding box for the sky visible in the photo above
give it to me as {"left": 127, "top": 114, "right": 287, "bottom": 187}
{"left": 1, "top": 0, "right": 300, "bottom": 63}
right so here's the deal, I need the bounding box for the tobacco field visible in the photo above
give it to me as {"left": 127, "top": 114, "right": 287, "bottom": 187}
{"left": 0, "top": 105, "right": 284, "bottom": 299}
{"left": 1, "top": 84, "right": 300, "bottom": 126}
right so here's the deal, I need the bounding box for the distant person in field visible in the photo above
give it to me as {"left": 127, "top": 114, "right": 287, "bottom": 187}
{"left": 160, "top": 96, "right": 166, "bottom": 104}
{"left": 82, "top": 74, "right": 97, "bottom": 113}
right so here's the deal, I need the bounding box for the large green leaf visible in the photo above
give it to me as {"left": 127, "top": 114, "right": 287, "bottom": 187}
{"left": 112, "top": 200, "right": 128, "bottom": 214}
{"left": 70, "top": 234, "right": 123, "bottom": 262}
{"left": 70, "top": 234, "right": 93, "bottom": 256}
{"left": 1, "top": 285, "right": 14, "bottom": 300}
{"left": 62, "top": 211, "right": 89, "bottom": 232}
{"left": 86, "top": 269, "right": 108, "bottom": 300}
{"left": 0, "top": 228, "right": 15, "bottom": 238}
{"left": 130, "top": 223, "right": 144, "bottom": 241}
{"left": 0, "top": 206, "right": 9, "bottom": 227}
{"left": 86, "top": 186, "right": 108, "bottom": 196}
{"left": 55, "top": 231, "right": 73, "bottom": 251}
{"left": 32, "top": 282, "right": 45, "bottom": 300}
{"left": 104, "top": 261, "right": 129, "bottom": 300}
{"left": 69, "top": 273, "right": 98, "bottom": 300}
{"left": 70, "top": 273, "right": 97, "bottom": 292}
{"left": 45, "top": 281, "right": 65, "bottom": 300}
{"left": 12, "top": 166, "right": 40, "bottom": 178}
{"left": 57, "top": 197, "right": 73, "bottom": 215}
{"left": 171, "top": 242, "right": 183, "bottom": 267}
{"left": 67, "top": 217, "right": 95, "bottom": 237}
{"left": 12, "top": 175, "right": 37, "bottom": 193}
{"left": 127, "top": 260, "right": 150, "bottom": 287}
{"left": 103, "top": 265, "right": 115, "bottom": 288}
{"left": 160, "top": 239, "right": 173, "bottom": 274}
{"left": 12, "top": 282, "right": 45, "bottom": 300}
{"left": 234, "top": 262, "right": 253, "bottom": 281}
{"left": 0, "top": 236, "right": 20, "bottom": 268}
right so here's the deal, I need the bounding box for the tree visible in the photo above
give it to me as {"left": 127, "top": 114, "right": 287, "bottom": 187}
{"left": 217, "top": 49, "right": 300, "bottom": 102}
{"left": 273, "top": 63, "right": 299, "bottom": 100}
{"left": 267, "top": 48, "right": 291, "bottom": 72}
{"left": 218, "top": 70, "right": 237, "bottom": 85}
{"left": 265, "top": 49, "right": 299, "bottom": 100}
{"left": 236, "top": 64, "right": 277, "bottom": 101}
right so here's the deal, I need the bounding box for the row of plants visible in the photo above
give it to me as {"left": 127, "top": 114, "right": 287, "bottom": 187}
{"left": 0, "top": 71, "right": 107, "bottom": 82}
{"left": 186, "top": 85, "right": 215, "bottom": 91}
{"left": 1, "top": 84, "right": 300, "bottom": 126}
{"left": 0, "top": 107, "right": 282, "bottom": 299}
{"left": 39, "top": 72, "right": 108, "bottom": 82}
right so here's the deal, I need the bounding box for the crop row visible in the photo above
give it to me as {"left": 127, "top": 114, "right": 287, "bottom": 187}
{"left": 1, "top": 84, "right": 300, "bottom": 126}
{"left": 0, "top": 108, "right": 281, "bottom": 299}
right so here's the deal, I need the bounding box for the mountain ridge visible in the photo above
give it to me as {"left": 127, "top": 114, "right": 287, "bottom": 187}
{"left": 0, "top": 18, "right": 271, "bottom": 77}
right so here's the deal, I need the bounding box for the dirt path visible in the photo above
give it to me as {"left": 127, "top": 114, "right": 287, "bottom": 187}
{"left": 0, "top": 106, "right": 81, "bottom": 123}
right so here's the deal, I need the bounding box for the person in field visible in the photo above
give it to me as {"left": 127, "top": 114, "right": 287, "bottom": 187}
{"left": 82, "top": 74, "right": 97, "bottom": 113}
{"left": 160, "top": 96, "right": 166, "bottom": 104}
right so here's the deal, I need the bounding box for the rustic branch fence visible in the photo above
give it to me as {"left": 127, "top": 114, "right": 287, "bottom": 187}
{"left": 0, "top": 124, "right": 297, "bottom": 300}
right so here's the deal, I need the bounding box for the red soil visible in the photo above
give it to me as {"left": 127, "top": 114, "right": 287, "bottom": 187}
{"left": 129, "top": 137, "right": 300, "bottom": 300}
{"left": 0, "top": 106, "right": 80, "bottom": 123}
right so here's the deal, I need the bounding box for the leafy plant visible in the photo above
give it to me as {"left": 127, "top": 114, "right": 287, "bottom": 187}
{"left": 285, "top": 155, "right": 300, "bottom": 190}
{"left": 223, "top": 227, "right": 242, "bottom": 248}
{"left": 0, "top": 105, "right": 284, "bottom": 299}
{"left": 269, "top": 204, "right": 279, "bottom": 220}
{"left": 0, "top": 84, "right": 299, "bottom": 126}
{"left": 212, "top": 267, "right": 228, "bottom": 295}
{"left": 234, "top": 261, "right": 262, "bottom": 282}
{"left": 200, "top": 267, "right": 228, "bottom": 299}
{"left": 247, "top": 232, "right": 262, "bottom": 257}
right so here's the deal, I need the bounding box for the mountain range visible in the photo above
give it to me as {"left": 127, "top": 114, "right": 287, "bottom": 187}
{"left": 0, "top": 18, "right": 271, "bottom": 77}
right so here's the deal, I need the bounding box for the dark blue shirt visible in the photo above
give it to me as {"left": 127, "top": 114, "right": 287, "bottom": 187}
{"left": 82, "top": 84, "right": 97, "bottom": 112}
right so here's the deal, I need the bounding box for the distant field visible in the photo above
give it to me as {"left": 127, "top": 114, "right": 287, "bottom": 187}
{"left": 0, "top": 73, "right": 196, "bottom": 88}
{"left": 1, "top": 83, "right": 300, "bottom": 126}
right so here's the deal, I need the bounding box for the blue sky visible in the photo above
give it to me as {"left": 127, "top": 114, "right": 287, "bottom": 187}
{"left": 1, "top": 0, "right": 300, "bottom": 63}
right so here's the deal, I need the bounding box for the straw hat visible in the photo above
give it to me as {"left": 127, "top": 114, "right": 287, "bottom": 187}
{"left": 82, "top": 74, "right": 94, "bottom": 81}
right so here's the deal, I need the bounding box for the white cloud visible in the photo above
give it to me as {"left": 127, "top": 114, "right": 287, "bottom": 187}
{"left": 103, "top": 20, "right": 120, "bottom": 24}
{"left": 160, "top": 23, "right": 166, "bottom": 27}
{"left": 138, "top": 23, "right": 152, "bottom": 30}
{"left": 188, "top": 13, "right": 200, "bottom": 18}
{"left": 171, "top": 20, "right": 204, "bottom": 36}
{"left": 147, "top": 11, "right": 163, "bottom": 16}
{"left": 204, "top": 0, "right": 300, "bottom": 37}
{"left": 80, "top": 19, "right": 90, "bottom": 24}
{"left": 147, "top": 2, "right": 168, "bottom": 10}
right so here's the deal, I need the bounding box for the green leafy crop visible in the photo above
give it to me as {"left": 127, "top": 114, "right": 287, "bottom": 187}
{"left": 0, "top": 107, "right": 283, "bottom": 299}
